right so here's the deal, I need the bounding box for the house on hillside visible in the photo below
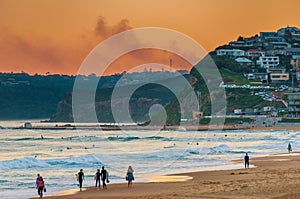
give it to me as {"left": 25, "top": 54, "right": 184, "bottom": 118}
{"left": 235, "top": 57, "right": 252, "bottom": 66}
{"left": 286, "top": 92, "right": 300, "bottom": 116}
{"left": 216, "top": 49, "right": 245, "bottom": 58}
{"left": 269, "top": 73, "right": 289, "bottom": 83}
{"left": 270, "top": 41, "right": 291, "bottom": 49}
{"left": 286, "top": 48, "right": 300, "bottom": 59}
{"left": 246, "top": 49, "right": 265, "bottom": 59}
{"left": 265, "top": 49, "right": 287, "bottom": 56}
{"left": 267, "top": 66, "right": 289, "bottom": 83}
{"left": 260, "top": 32, "right": 285, "bottom": 47}
{"left": 277, "top": 26, "right": 300, "bottom": 42}
{"left": 257, "top": 55, "right": 280, "bottom": 68}
{"left": 246, "top": 73, "right": 268, "bottom": 83}
{"left": 266, "top": 66, "right": 286, "bottom": 74}
{"left": 229, "top": 35, "right": 262, "bottom": 48}
{"left": 267, "top": 65, "right": 289, "bottom": 84}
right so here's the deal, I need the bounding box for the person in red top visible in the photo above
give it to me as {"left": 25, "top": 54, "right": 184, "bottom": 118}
{"left": 37, "top": 176, "right": 45, "bottom": 198}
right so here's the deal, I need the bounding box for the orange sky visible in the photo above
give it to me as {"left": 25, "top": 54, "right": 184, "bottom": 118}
{"left": 0, "top": 0, "right": 300, "bottom": 75}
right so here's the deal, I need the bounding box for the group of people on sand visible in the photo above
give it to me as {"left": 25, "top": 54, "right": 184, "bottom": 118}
{"left": 76, "top": 166, "right": 109, "bottom": 191}
{"left": 76, "top": 165, "right": 135, "bottom": 191}
{"left": 35, "top": 166, "right": 134, "bottom": 197}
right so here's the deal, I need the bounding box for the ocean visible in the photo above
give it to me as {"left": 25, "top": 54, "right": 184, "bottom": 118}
{"left": 0, "top": 120, "right": 299, "bottom": 199}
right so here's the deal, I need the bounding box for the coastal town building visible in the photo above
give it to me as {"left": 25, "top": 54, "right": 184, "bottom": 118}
{"left": 269, "top": 73, "right": 289, "bottom": 83}
{"left": 270, "top": 41, "right": 291, "bottom": 49}
{"left": 266, "top": 66, "right": 286, "bottom": 74}
{"left": 257, "top": 55, "right": 280, "bottom": 68}
{"left": 286, "top": 92, "right": 300, "bottom": 115}
{"left": 216, "top": 49, "right": 245, "bottom": 58}
{"left": 214, "top": 25, "right": 300, "bottom": 90}
{"left": 286, "top": 48, "right": 300, "bottom": 58}
{"left": 234, "top": 57, "right": 252, "bottom": 66}
{"left": 277, "top": 26, "right": 300, "bottom": 42}
{"left": 265, "top": 49, "right": 287, "bottom": 56}
{"left": 246, "top": 73, "right": 268, "bottom": 82}
{"left": 229, "top": 35, "right": 262, "bottom": 48}
{"left": 246, "top": 49, "right": 265, "bottom": 59}
{"left": 260, "top": 32, "right": 286, "bottom": 47}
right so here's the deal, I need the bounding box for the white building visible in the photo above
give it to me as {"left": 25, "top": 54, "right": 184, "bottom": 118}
{"left": 246, "top": 73, "right": 268, "bottom": 82}
{"left": 235, "top": 57, "right": 252, "bottom": 66}
{"left": 256, "top": 56, "right": 280, "bottom": 68}
{"left": 216, "top": 49, "right": 245, "bottom": 58}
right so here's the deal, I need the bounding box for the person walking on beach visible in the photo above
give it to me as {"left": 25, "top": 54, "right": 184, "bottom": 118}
{"left": 126, "top": 166, "right": 135, "bottom": 188}
{"left": 101, "top": 166, "right": 109, "bottom": 189}
{"left": 37, "top": 176, "right": 45, "bottom": 198}
{"left": 288, "top": 143, "right": 292, "bottom": 153}
{"left": 77, "top": 169, "right": 84, "bottom": 191}
{"left": 244, "top": 153, "right": 249, "bottom": 168}
{"left": 95, "top": 169, "right": 101, "bottom": 188}
{"left": 35, "top": 173, "right": 40, "bottom": 192}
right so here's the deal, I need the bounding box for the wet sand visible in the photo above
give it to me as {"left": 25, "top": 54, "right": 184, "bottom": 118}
{"left": 33, "top": 151, "right": 300, "bottom": 199}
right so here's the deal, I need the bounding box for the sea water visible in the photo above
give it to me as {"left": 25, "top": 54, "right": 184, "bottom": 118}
{"left": 0, "top": 120, "right": 299, "bottom": 199}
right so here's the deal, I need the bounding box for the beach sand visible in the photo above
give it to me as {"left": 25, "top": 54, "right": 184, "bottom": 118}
{"left": 32, "top": 151, "right": 300, "bottom": 199}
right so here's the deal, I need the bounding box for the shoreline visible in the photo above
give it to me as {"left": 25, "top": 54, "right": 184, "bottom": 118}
{"left": 7, "top": 124, "right": 300, "bottom": 131}
{"left": 29, "top": 151, "right": 300, "bottom": 199}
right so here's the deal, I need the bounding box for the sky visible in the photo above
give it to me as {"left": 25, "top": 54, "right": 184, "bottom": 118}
{"left": 0, "top": 0, "right": 300, "bottom": 75}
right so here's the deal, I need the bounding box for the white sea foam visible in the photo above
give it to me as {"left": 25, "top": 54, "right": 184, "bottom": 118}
{"left": 0, "top": 123, "right": 299, "bottom": 199}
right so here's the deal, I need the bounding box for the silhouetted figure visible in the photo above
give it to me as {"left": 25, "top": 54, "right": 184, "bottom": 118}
{"left": 244, "top": 153, "right": 249, "bottom": 168}
{"left": 288, "top": 143, "right": 292, "bottom": 153}
{"left": 35, "top": 173, "right": 40, "bottom": 195}
{"left": 77, "top": 169, "right": 84, "bottom": 190}
{"left": 101, "top": 166, "right": 108, "bottom": 189}
{"left": 95, "top": 169, "right": 101, "bottom": 188}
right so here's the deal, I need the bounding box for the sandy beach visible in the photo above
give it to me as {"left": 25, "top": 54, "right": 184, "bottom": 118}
{"left": 31, "top": 151, "right": 300, "bottom": 199}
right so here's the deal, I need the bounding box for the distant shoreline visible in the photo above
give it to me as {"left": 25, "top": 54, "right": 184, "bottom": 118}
{"left": 5, "top": 122, "right": 300, "bottom": 131}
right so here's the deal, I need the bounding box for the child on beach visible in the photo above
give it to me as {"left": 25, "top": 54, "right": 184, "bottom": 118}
{"left": 126, "top": 166, "right": 135, "bottom": 188}
{"left": 244, "top": 153, "right": 249, "bottom": 168}
{"left": 95, "top": 169, "right": 101, "bottom": 188}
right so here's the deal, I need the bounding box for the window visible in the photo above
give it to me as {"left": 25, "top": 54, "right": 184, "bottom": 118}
{"left": 272, "top": 75, "right": 280, "bottom": 78}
